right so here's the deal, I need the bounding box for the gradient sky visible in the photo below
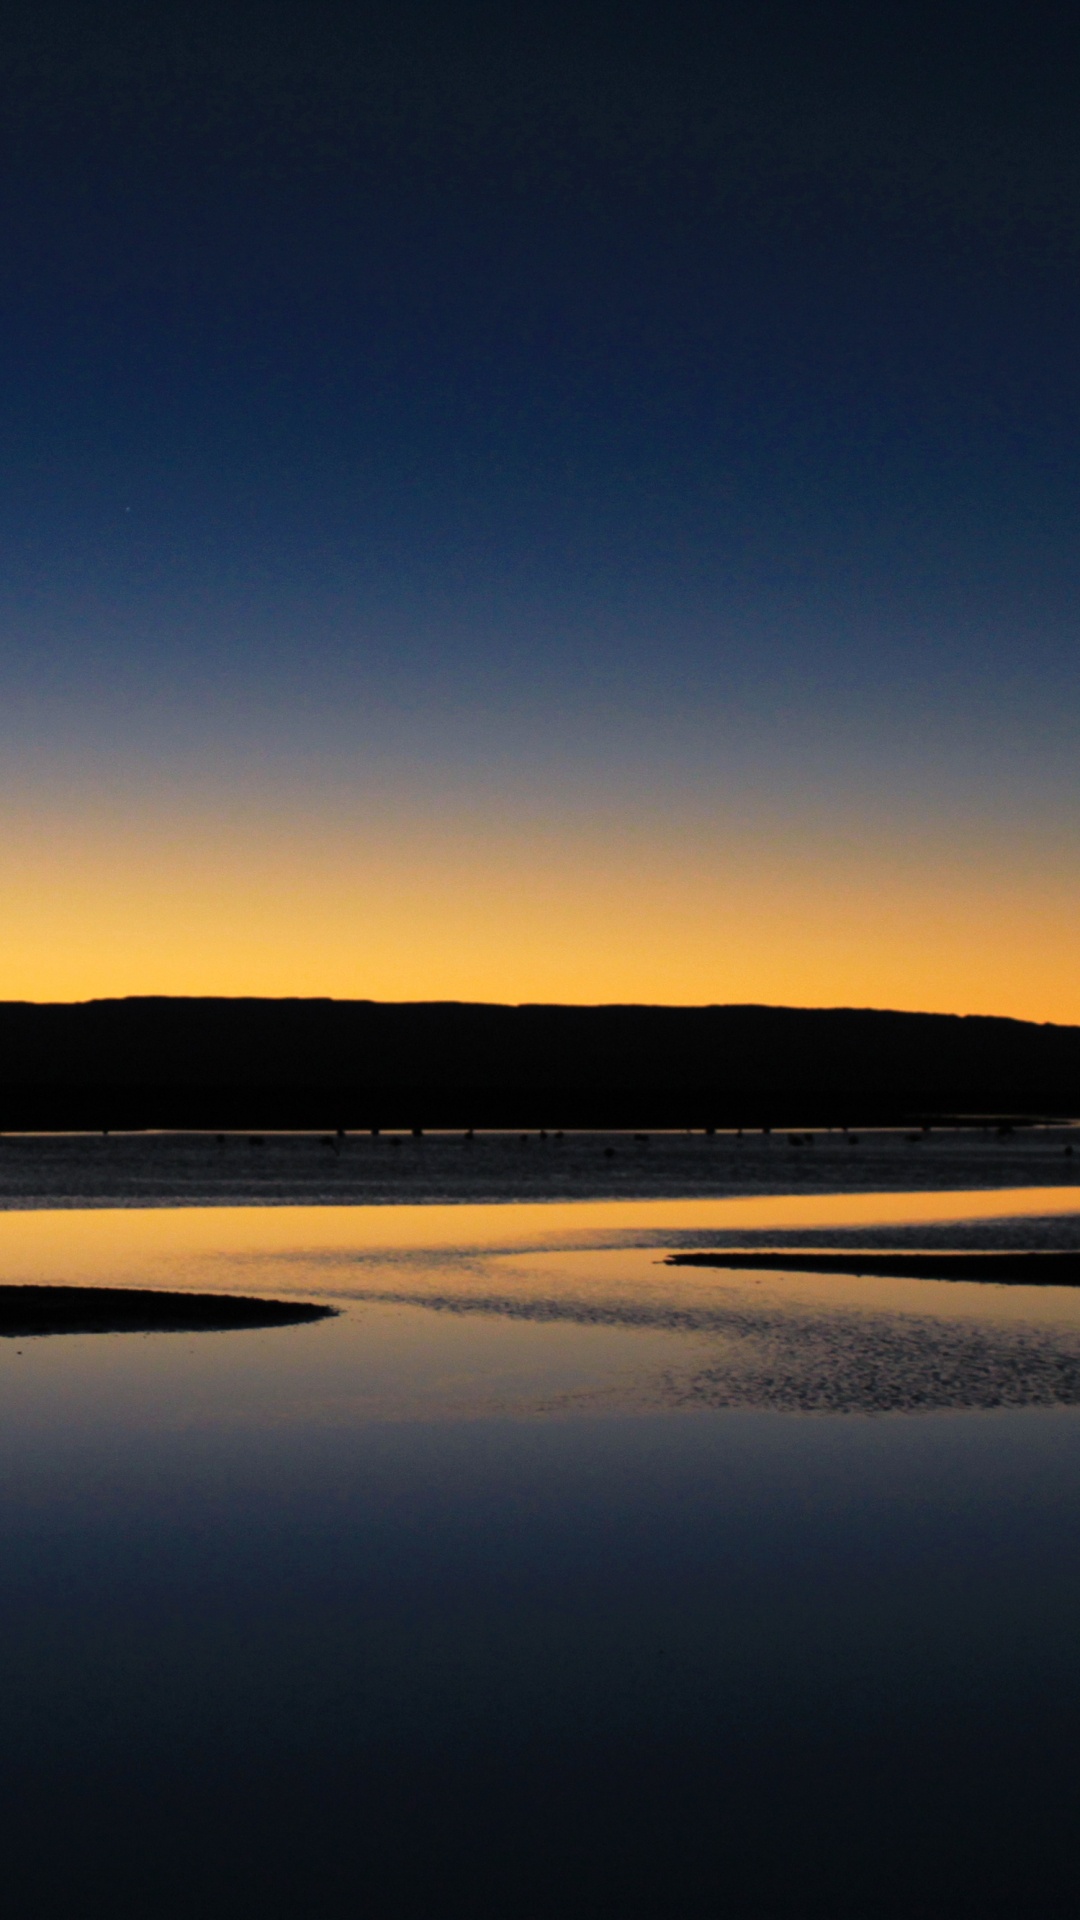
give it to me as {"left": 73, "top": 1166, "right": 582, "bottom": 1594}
{"left": 2, "top": 1, "right": 1079, "bottom": 1017}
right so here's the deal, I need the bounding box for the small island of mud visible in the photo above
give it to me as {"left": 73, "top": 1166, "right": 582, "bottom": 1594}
{"left": 666, "top": 1251, "right": 1080, "bottom": 1285}
{"left": 0, "top": 1285, "right": 337, "bottom": 1337}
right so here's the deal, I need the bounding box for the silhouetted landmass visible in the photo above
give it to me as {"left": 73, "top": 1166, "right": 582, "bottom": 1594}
{"left": 667, "top": 1251, "right": 1080, "bottom": 1284}
{"left": 0, "top": 998, "right": 1076, "bottom": 1130}
{"left": 0, "top": 1284, "right": 336, "bottom": 1336}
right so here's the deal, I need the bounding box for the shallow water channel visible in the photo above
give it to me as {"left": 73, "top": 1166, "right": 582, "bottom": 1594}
{"left": 3, "top": 1190, "right": 1080, "bottom": 1916}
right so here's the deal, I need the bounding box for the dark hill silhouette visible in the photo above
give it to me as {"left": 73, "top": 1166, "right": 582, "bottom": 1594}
{"left": 0, "top": 998, "right": 1076, "bottom": 1129}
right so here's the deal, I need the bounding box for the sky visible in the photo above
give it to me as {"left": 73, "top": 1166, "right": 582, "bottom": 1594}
{"left": 2, "top": 0, "right": 1079, "bottom": 1018}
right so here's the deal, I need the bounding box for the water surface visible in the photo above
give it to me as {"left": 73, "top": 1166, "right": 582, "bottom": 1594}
{"left": 4, "top": 1190, "right": 1080, "bottom": 1916}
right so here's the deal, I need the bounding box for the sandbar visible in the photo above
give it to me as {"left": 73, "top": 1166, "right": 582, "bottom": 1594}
{"left": 0, "top": 1284, "right": 336, "bottom": 1336}
{"left": 666, "top": 1251, "right": 1080, "bottom": 1284}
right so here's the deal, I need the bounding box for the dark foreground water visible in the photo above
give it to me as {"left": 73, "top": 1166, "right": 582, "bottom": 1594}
{"left": 3, "top": 1192, "right": 1080, "bottom": 1917}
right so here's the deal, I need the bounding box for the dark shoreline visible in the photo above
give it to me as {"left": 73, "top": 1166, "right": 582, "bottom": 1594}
{"left": 0, "top": 1285, "right": 336, "bottom": 1336}
{"left": 0, "top": 1125, "right": 1074, "bottom": 1210}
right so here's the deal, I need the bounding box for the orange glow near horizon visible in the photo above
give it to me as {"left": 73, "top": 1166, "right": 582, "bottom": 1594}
{"left": 1, "top": 795, "right": 1077, "bottom": 1022}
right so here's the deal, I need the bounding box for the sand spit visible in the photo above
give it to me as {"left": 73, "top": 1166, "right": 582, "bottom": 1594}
{"left": 667, "top": 1250, "right": 1080, "bottom": 1284}
{"left": 0, "top": 1284, "right": 335, "bottom": 1336}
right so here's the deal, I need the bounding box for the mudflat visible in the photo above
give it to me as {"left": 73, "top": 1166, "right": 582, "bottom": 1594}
{"left": 0, "top": 1284, "right": 335, "bottom": 1336}
{"left": 667, "top": 1250, "right": 1080, "bottom": 1284}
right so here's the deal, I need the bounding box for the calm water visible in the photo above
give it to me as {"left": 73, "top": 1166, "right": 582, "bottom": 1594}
{"left": 4, "top": 1191, "right": 1080, "bottom": 1916}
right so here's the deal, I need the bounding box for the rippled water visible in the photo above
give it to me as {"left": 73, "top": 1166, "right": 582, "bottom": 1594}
{"left": 4, "top": 1190, "right": 1080, "bottom": 1915}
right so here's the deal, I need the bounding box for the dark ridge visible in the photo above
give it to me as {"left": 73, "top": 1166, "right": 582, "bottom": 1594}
{"left": 0, "top": 1285, "right": 337, "bottom": 1337}
{"left": 0, "top": 997, "right": 1077, "bottom": 1129}
{"left": 666, "top": 1251, "right": 1080, "bottom": 1285}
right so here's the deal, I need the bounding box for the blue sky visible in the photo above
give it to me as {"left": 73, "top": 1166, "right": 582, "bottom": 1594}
{"left": 2, "top": 1, "right": 1078, "bottom": 1013}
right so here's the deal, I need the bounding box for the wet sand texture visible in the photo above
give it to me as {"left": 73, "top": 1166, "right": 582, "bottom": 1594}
{"left": 0, "top": 1285, "right": 335, "bottom": 1336}
{"left": 667, "top": 1250, "right": 1080, "bottom": 1284}
{"left": 0, "top": 1125, "right": 1076, "bottom": 1208}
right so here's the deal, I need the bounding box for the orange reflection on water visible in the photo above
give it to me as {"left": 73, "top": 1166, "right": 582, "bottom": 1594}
{"left": 0, "top": 1187, "right": 1077, "bottom": 1289}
